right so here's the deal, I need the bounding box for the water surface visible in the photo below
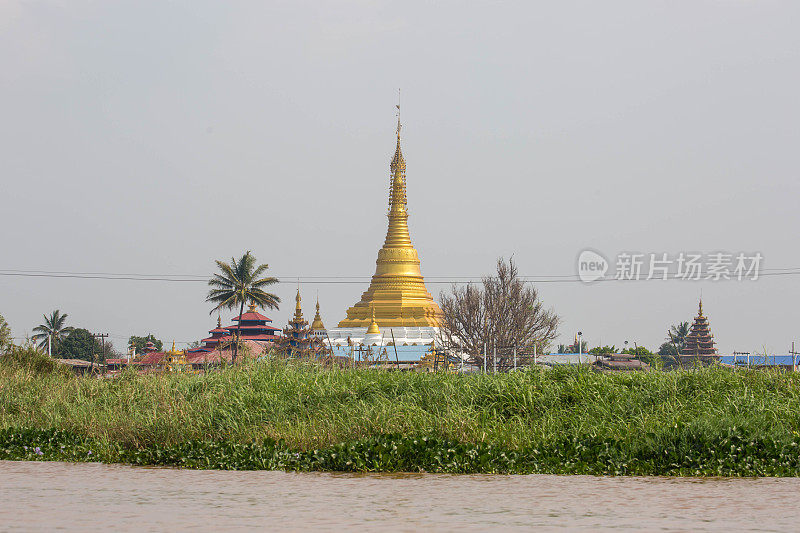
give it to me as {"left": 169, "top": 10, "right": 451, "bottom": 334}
{"left": 1, "top": 461, "right": 797, "bottom": 531}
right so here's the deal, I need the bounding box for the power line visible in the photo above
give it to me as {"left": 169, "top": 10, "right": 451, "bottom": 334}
{"left": 1, "top": 267, "right": 799, "bottom": 284}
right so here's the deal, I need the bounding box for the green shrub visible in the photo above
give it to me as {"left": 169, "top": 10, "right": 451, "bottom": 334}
{"left": 0, "top": 345, "right": 70, "bottom": 376}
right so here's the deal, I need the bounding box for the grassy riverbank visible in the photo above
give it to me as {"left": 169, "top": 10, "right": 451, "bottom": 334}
{"left": 2, "top": 348, "right": 800, "bottom": 475}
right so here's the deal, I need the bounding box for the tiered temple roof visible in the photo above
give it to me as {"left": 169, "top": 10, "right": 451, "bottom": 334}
{"left": 280, "top": 290, "right": 315, "bottom": 357}
{"left": 190, "top": 304, "right": 279, "bottom": 353}
{"left": 682, "top": 300, "right": 718, "bottom": 357}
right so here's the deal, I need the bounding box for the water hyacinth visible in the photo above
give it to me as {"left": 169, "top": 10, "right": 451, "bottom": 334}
{"left": 2, "top": 425, "right": 800, "bottom": 476}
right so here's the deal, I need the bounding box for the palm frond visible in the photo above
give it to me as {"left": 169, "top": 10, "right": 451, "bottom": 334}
{"left": 207, "top": 251, "right": 280, "bottom": 317}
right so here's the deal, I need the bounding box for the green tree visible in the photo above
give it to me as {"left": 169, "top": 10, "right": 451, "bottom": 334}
{"left": 621, "top": 346, "right": 653, "bottom": 356}
{"left": 128, "top": 335, "right": 163, "bottom": 354}
{"left": 31, "top": 310, "right": 73, "bottom": 355}
{"left": 0, "top": 314, "right": 12, "bottom": 354}
{"left": 58, "top": 328, "right": 98, "bottom": 362}
{"left": 658, "top": 321, "right": 690, "bottom": 355}
{"left": 589, "top": 345, "right": 617, "bottom": 355}
{"left": 657, "top": 342, "right": 679, "bottom": 356}
{"left": 207, "top": 251, "right": 280, "bottom": 363}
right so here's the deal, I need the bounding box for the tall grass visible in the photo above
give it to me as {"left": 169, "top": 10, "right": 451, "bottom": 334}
{"left": 2, "top": 356, "right": 799, "bottom": 456}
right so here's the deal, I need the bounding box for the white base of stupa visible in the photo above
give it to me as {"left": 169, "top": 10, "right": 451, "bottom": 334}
{"left": 327, "top": 326, "right": 439, "bottom": 347}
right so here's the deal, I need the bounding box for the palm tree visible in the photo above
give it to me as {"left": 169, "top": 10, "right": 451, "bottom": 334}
{"left": 668, "top": 321, "right": 690, "bottom": 353}
{"left": 31, "top": 310, "right": 73, "bottom": 355}
{"left": 206, "top": 251, "right": 280, "bottom": 363}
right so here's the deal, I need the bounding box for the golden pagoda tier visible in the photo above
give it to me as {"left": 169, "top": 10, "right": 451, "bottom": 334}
{"left": 336, "top": 115, "right": 443, "bottom": 331}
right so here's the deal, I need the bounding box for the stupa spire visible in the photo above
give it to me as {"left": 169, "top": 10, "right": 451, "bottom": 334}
{"left": 385, "top": 98, "right": 410, "bottom": 248}
{"left": 337, "top": 104, "right": 443, "bottom": 329}
{"left": 294, "top": 288, "right": 303, "bottom": 321}
{"left": 311, "top": 294, "right": 326, "bottom": 332}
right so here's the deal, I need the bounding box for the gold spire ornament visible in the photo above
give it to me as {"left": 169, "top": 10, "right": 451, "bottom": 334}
{"left": 311, "top": 296, "right": 326, "bottom": 331}
{"left": 338, "top": 107, "right": 443, "bottom": 328}
{"left": 366, "top": 305, "right": 381, "bottom": 335}
{"left": 294, "top": 289, "right": 304, "bottom": 322}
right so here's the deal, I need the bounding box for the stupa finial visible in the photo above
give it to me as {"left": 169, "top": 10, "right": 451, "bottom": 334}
{"left": 396, "top": 88, "right": 401, "bottom": 139}
{"left": 294, "top": 288, "right": 303, "bottom": 321}
{"left": 390, "top": 95, "right": 406, "bottom": 178}
{"left": 366, "top": 303, "right": 380, "bottom": 335}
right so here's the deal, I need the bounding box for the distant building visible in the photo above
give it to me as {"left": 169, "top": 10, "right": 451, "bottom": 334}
{"left": 190, "top": 304, "right": 280, "bottom": 354}
{"left": 277, "top": 290, "right": 327, "bottom": 357}
{"left": 682, "top": 300, "right": 718, "bottom": 357}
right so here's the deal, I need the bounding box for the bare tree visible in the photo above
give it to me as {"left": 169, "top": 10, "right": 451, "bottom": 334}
{"left": 438, "top": 257, "right": 559, "bottom": 368}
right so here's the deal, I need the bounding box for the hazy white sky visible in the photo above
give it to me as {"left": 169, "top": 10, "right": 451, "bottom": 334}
{"left": 2, "top": 1, "right": 798, "bottom": 354}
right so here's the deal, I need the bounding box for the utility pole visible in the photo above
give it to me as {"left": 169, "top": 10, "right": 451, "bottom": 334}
{"left": 92, "top": 333, "right": 109, "bottom": 375}
{"left": 790, "top": 342, "right": 799, "bottom": 372}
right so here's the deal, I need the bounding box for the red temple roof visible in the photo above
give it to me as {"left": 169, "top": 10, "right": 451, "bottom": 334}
{"left": 224, "top": 324, "right": 280, "bottom": 332}
{"left": 232, "top": 310, "right": 274, "bottom": 322}
{"left": 202, "top": 334, "right": 278, "bottom": 343}
{"left": 185, "top": 340, "right": 273, "bottom": 365}
{"left": 135, "top": 352, "right": 165, "bottom": 366}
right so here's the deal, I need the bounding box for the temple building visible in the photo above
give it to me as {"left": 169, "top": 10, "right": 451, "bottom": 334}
{"left": 329, "top": 113, "right": 443, "bottom": 346}
{"left": 277, "top": 290, "right": 325, "bottom": 357}
{"left": 192, "top": 316, "right": 229, "bottom": 352}
{"left": 189, "top": 304, "right": 280, "bottom": 354}
{"left": 682, "top": 300, "right": 718, "bottom": 358}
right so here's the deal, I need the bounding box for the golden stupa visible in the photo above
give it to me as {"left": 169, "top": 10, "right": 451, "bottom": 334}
{"left": 338, "top": 113, "right": 443, "bottom": 328}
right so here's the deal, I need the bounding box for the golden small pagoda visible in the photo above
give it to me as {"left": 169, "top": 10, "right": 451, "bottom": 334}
{"left": 164, "top": 341, "right": 190, "bottom": 373}
{"left": 366, "top": 306, "right": 381, "bottom": 335}
{"left": 310, "top": 297, "right": 327, "bottom": 338}
{"left": 338, "top": 112, "right": 443, "bottom": 328}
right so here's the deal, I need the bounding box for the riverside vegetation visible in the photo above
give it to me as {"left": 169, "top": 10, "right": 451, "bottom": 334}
{"left": 2, "top": 346, "right": 800, "bottom": 476}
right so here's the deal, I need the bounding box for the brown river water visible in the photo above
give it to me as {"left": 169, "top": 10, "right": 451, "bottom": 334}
{"left": 1, "top": 461, "right": 798, "bottom": 532}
